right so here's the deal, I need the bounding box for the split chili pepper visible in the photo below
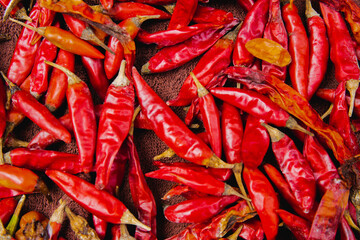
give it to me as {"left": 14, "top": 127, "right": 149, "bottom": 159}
{"left": 164, "top": 195, "right": 240, "bottom": 223}
{"left": 236, "top": 0, "right": 255, "bottom": 12}
{"left": 0, "top": 198, "right": 17, "bottom": 226}
{"left": 243, "top": 166, "right": 279, "bottom": 240}
{"left": 320, "top": 2, "right": 360, "bottom": 117}
{"left": 238, "top": 219, "right": 264, "bottom": 240}
{"left": 47, "top": 199, "right": 66, "bottom": 240}
{"left": 95, "top": 60, "right": 134, "bottom": 190}
{"left": 276, "top": 209, "right": 311, "bottom": 240}
{"left": 262, "top": 123, "right": 316, "bottom": 213}
{"left": 232, "top": 0, "right": 269, "bottom": 67}
{"left": 240, "top": 115, "right": 269, "bottom": 169}
{"left": 44, "top": 49, "right": 75, "bottom": 112}
{"left": 282, "top": 0, "right": 310, "bottom": 99}
{"left": 65, "top": 206, "right": 100, "bottom": 240}
{"left": 103, "top": 2, "right": 171, "bottom": 20}
{"left": 46, "top": 170, "right": 150, "bottom": 231}
{"left": 7, "top": 195, "right": 26, "bottom": 236}
{"left": 162, "top": 185, "right": 209, "bottom": 200}
{"left": 305, "top": 0, "right": 329, "bottom": 100}
{"left": 167, "top": 24, "right": 240, "bottom": 107}
{"left": 45, "top": 60, "right": 96, "bottom": 173}
{"left": 141, "top": 19, "right": 239, "bottom": 74}
{"left": 10, "top": 18, "right": 105, "bottom": 59}
{"left": 111, "top": 224, "right": 135, "bottom": 240}
{"left": 192, "top": 5, "right": 234, "bottom": 25}
{"left": 210, "top": 87, "right": 312, "bottom": 135}
{"left": 167, "top": 0, "right": 197, "bottom": 30}
{"left": 132, "top": 66, "right": 233, "bottom": 169}
{"left": 308, "top": 179, "right": 350, "bottom": 240}
{"left": 262, "top": 0, "right": 288, "bottom": 82}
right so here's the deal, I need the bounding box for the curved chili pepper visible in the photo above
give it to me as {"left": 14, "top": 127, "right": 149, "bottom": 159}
{"left": 141, "top": 19, "right": 239, "bottom": 74}
{"left": 0, "top": 198, "right": 17, "bottom": 226}
{"left": 47, "top": 199, "right": 66, "bottom": 240}
{"left": 167, "top": 0, "right": 197, "bottom": 30}
{"left": 192, "top": 5, "right": 234, "bottom": 25}
{"left": 276, "top": 209, "right": 310, "bottom": 240}
{"left": 46, "top": 60, "right": 96, "bottom": 173}
{"left": 262, "top": 0, "right": 288, "bottom": 81}
{"left": 232, "top": 0, "right": 269, "bottom": 67}
{"left": 305, "top": 0, "right": 329, "bottom": 100}
{"left": 243, "top": 166, "right": 279, "bottom": 240}
{"left": 263, "top": 123, "right": 316, "bottom": 213}
{"left": 282, "top": 0, "right": 309, "bottom": 99}
{"left": 132, "top": 66, "right": 233, "bottom": 169}
{"left": 46, "top": 170, "right": 150, "bottom": 230}
{"left": 167, "top": 24, "right": 240, "bottom": 107}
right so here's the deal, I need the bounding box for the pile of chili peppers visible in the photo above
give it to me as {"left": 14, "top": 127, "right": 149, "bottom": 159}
{"left": 1, "top": 0, "right": 360, "bottom": 239}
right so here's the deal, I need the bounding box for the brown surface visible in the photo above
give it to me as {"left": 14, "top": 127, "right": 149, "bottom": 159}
{"left": 0, "top": 0, "right": 357, "bottom": 239}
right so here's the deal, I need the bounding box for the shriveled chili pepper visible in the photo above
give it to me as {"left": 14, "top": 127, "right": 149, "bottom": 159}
{"left": 167, "top": 0, "right": 197, "bottom": 30}
{"left": 305, "top": 0, "right": 329, "bottom": 100}
{"left": 164, "top": 195, "right": 240, "bottom": 223}
{"left": 0, "top": 198, "right": 17, "bottom": 226}
{"left": 167, "top": 24, "right": 240, "bottom": 107}
{"left": 238, "top": 219, "right": 264, "bottom": 240}
{"left": 46, "top": 170, "right": 150, "bottom": 230}
{"left": 141, "top": 19, "right": 239, "bottom": 74}
{"left": 236, "top": 0, "right": 255, "bottom": 12}
{"left": 47, "top": 199, "right": 66, "bottom": 240}
{"left": 276, "top": 209, "right": 311, "bottom": 240}
{"left": 192, "top": 5, "right": 234, "bottom": 25}
{"left": 243, "top": 166, "right": 279, "bottom": 240}
{"left": 262, "top": 123, "right": 316, "bottom": 213}
{"left": 46, "top": 60, "right": 96, "bottom": 173}
{"left": 162, "top": 184, "right": 209, "bottom": 200}
{"left": 64, "top": 206, "right": 100, "bottom": 239}
{"left": 132, "top": 67, "right": 232, "bottom": 169}
{"left": 14, "top": 209, "right": 48, "bottom": 240}
{"left": 10, "top": 18, "right": 105, "bottom": 59}
{"left": 233, "top": 0, "right": 269, "bottom": 67}
{"left": 81, "top": 56, "right": 109, "bottom": 101}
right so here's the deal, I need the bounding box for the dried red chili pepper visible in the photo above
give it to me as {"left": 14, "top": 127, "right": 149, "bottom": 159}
{"left": 141, "top": 19, "right": 239, "bottom": 74}
{"left": 233, "top": 0, "right": 269, "bottom": 67}
{"left": 111, "top": 224, "right": 134, "bottom": 240}
{"left": 340, "top": 217, "right": 357, "bottom": 240}
{"left": 64, "top": 206, "right": 100, "bottom": 239}
{"left": 262, "top": 0, "right": 288, "bottom": 81}
{"left": 0, "top": 187, "right": 25, "bottom": 199}
{"left": 305, "top": 0, "right": 329, "bottom": 100}
{"left": 192, "top": 5, "right": 234, "bottom": 25}
{"left": 262, "top": 123, "right": 316, "bottom": 213}
{"left": 238, "top": 219, "right": 264, "bottom": 240}
{"left": 46, "top": 170, "right": 150, "bottom": 230}
{"left": 167, "top": 0, "right": 197, "bottom": 30}
{"left": 162, "top": 184, "right": 209, "bottom": 200}
{"left": 236, "top": 0, "right": 255, "bottom": 12}
{"left": 134, "top": 110, "right": 153, "bottom": 130}
{"left": 0, "top": 198, "right": 17, "bottom": 226}
{"left": 276, "top": 209, "right": 311, "bottom": 240}
{"left": 46, "top": 60, "right": 96, "bottom": 173}
{"left": 47, "top": 199, "right": 66, "bottom": 240}
{"left": 167, "top": 24, "right": 240, "bottom": 107}
{"left": 44, "top": 49, "right": 75, "bottom": 112}
{"left": 243, "top": 166, "right": 279, "bottom": 240}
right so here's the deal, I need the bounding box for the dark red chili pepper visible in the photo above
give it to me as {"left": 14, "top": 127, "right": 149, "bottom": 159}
{"left": 305, "top": 0, "right": 329, "bottom": 100}
{"left": 141, "top": 19, "right": 239, "bottom": 74}
{"left": 167, "top": 0, "right": 197, "bottom": 30}
{"left": 192, "top": 5, "right": 234, "bottom": 25}
{"left": 0, "top": 187, "right": 25, "bottom": 199}
{"left": 44, "top": 49, "right": 75, "bottom": 112}
{"left": 134, "top": 110, "right": 153, "bottom": 130}
{"left": 262, "top": 0, "right": 288, "bottom": 82}
{"left": 340, "top": 217, "right": 357, "bottom": 240}
{"left": 0, "top": 198, "right": 17, "bottom": 226}
{"left": 92, "top": 216, "right": 107, "bottom": 240}
{"left": 262, "top": 123, "right": 316, "bottom": 213}
{"left": 276, "top": 209, "right": 311, "bottom": 240}
{"left": 164, "top": 195, "right": 240, "bottom": 223}
{"left": 47, "top": 199, "right": 66, "bottom": 240}
{"left": 162, "top": 184, "right": 209, "bottom": 200}
{"left": 282, "top": 0, "right": 309, "bottom": 99}
{"left": 167, "top": 24, "right": 240, "bottom": 107}
{"left": 243, "top": 166, "right": 279, "bottom": 240}
{"left": 232, "top": 0, "right": 269, "bottom": 67}
{"left": 241, "top": 115, "right": 269, "bottom": 169}
{"left": 236, "top": 0, "right": 255, "bottom": 12}
{"left": 46, "top": 170, "right": 150, "bottom": 230}
{"left": 239, "top": 219, "right": 264, "bottom": 240}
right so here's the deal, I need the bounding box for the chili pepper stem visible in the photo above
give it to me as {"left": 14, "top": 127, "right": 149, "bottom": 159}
{"left": 141, "top": 62, "right": 151, "bottom": 74}
{"left": 223, "top": 22, "right": 242, "bottom": 40}
{"left": 65, "top": 206, "right": 100, "bottom": 240}
{"left": 81, "top": 26, "right": 115, "bottom": 55}
{"left": 9, "top": 18, "right": 46, "bottom": 36}
{"left": 2, "top": 0, "right": 21, "bottom": 21}
{"left": 90, "top": 5, "right": 103, "bottom": 13}
{"left": 305, "top": 0, "right": 319, "bottom": 19}
{"left": 119, "top": 224, "right": 135, "bottom": 239}
{"left": 121, "top": 209, "right": 151, "bottom": 231}
{"left": 49, "top": 199, "right": 66, "bottom": 224}
{"left": 233, "top": 163, "right": 253, "bottom": 210}
{"left": 44, "top": 60, "right": 81, "bottom": 85}
{"left": 6, "top": 195, "right": 25, "bottom": 236}
{"left": 346, "top": 79, "right": 360, "bottom": 117}
{"left": 0, "top": 219, "right": 9, "bottom": 237}
{"left": 261, "top": 123, "right": 284, "bottom": 142}
{"left": 227, "top": 224, "right": 244, "bottom": 240}
{"left": 134, "top": 15, "right": 161, "bottom": 26}
{"left": 0, "top": 71, "right": 20, "bottom": 95}
{"left": 153, "top": 148, "right": 175, "bottom": 160}
{"left": 112, "top": 60, "right": 130, "bottom": 87}
{"left": 5, "top": 137, "right": 29, "bottom": 148}
{"left": 286, "top": 117, "right": 314, "bottom": 136}
{"left": 206, "top": 154, "right": 234, "bottom": 169}
{"left": 190, "top": 123, "right": 200, "bottom": 129}
{"left": 344, "top": 209, "right": 360, "bottom": 231}
{"left": 36, "top": 179, "right": 52, "bottom": 202}
{"left": 321, "top": 104, "right": 333, "bottom": 119}
{"left": 0, "top": 138, "right": 4, "bottom": 165}
{"left": 129, "top": 105, "right": 141, "bottom": 136}
{"left": 163, "top": 4, "right": 175, "bottom": 14}
{"left": 5, "top": 89, "right": 11, "bottom": 110}
{"left": 190, "top": 72, "right": 209, "bottom": 97}
{"left": 14, "top": 7, "right": 32, "bottom": 22}
{"left": 223, "top": 184, "right": 251, "bottom": 201}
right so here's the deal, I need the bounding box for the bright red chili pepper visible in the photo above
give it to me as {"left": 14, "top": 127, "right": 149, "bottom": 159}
{"left": 99, "top": 0, "right": 112, "bottom": 10}
{"left": 167, "top": 0, "right": 197, "bottom": 30}
{"left": 92, "top": 216, "right": 107, "bottom": 240}
{"left": 243, "top": 166, "right": 279, "bottom": 240}
{"left": 236, "top": 0, "right": 255, "bottom": 12}
{"left": 233, "top": 0, "right": 269, "bottom": 67}
{"left": 0, "top": 187, "right": 25, "bottom": 199}
{"left": 276, "top": 209, "right": 311, "bottom": 240}
{"left": 46, "top": 170, "right": 150, "bottom": 230}
{"left": 192, "top": 5, "right": 234, "bottom": 25}
{"left": 116, "top": 0, "right": 176, "bottom": 4}
{"left": 0, "top": 198, "right": 17, "bottom": 226}
{"left": 132, "top": 66, "right": 232, "bottom": 169}
{"left": 238, "top": 219, "right": 264, "bottom": 240}
{"left": 44, "top": 49, "right": 75, "bottom": 112}
{"left": 262, "top": 0, "right": 288, "bottom": 81}
{"left": 47, "top": 199, "right": 66, "bottom": 240}
{"left": 282, "top": 0, "right": 309, "bottom": 99}
{"left": 162, "top": 184, "right": 209, "bottom": 200}
{"left": 167, "top": 24, "right": 239, "bottom": 107}
{"left": 305, "top": 0, "right": 329, "bottom": 100}
{"left": 141, "top": 19, "right": 239, "bottom": 74}
{"left": 134, "top": 109, "right": 153, "bottom": 130}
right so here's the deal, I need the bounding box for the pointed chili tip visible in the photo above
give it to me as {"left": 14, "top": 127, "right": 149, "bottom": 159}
{"left": 285, "top": 117, "right": 314, "bottom": 136}
{"left": 190, "top": 72, "right": 209, "bottom": 97}
{"left": 346, "top": 79, "right": 360, "bottom": 117}
{"left": 141, "top": 62, "right": 151, "bottom": 75}
{"left": 153, "top": 148, "right": 175, "bottom": 160}
{"left": 261, "top": 123, "right": 284, "bottom": 142}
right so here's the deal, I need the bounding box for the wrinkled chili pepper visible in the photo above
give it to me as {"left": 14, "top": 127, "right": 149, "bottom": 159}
{"left": 276, "top": 209, "right": 310, "bottom": 240}
{"left": 192, "top": 5, "right": 234, "bottom": 25}
{"left": 262, "top": 123, "right": 316, "bottom": 213}
{"left": 46, "top": 60, "right": 96, "bottom": 173}
{"left": 46, "top": 170, "right": 150, "bottom": 230}
{"left": 167, "top": 24, "right": 240, "bottom": 107}
{"left": 14, "top": 209, "right": 48, "bottom": 240}
{"left": 232, "top": 0, "right": 269, "bottom": 67}
{"left": 132, "top": 66, "right": 232, "bottom": 169}
{"left": 47, "top": 199, "right": 66, "bottom": 240}
{"left": 104, "top": 2, "right": 170, "bottom": 20}
{"left": 243, "top": 166, "right": 279, "bottom": 240}
{"left": 0, "top": 198, "right": 17, "bottom": 226}
{"left": 167, "top": 0, "right": 197, "bottom": 30}
{"left": 305, "top": 0, "right": 329, "bottom": 100}
{"left": 64, "top": 206, "right": 100, "bottom": 239}
{"left": 141, "top": 19, "right": 239, "bottom": 74}
{"left": 44, "top": 49, "right": 75, "bottom": 112}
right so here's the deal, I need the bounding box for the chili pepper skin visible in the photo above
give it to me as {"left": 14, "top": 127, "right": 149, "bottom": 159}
{"left": 243, "top": 166, "right": 279, "bottom": 240}
{"left": 45, "top": 49, "right": 75, "bottom": 112}
{"left": 340, "top": 217, "right": 357, "bottom": 240}
{"left": 192, "top": 5, "right": 234, "bottom": 25}
{"left": 276, "top": 209, "right": 310, "bottom": 240}
{"left": 236, "top": 0, "right": 255, "bottom": 12}
{"left": 162, "top": 185, "right": 210, "bottom": 200}
{"left": 134, "top": 110, "right": 153, "bottom": 130}
{"left": 167, "top": 0, "right": 197, "bottom": 30}
{"left": 232, "top": 0, "right": 269, "bottom": 67}
{"left": 282, "top": 0, "right": 309, "bottom": 99}
{"left": 164, "top": 195, "right": 240, "bottom": 223}
{"left": 239, "top": 220, "right": 264, "bottom": 240}
{"left": 141, "top": 19, "right": 239, "bottom": 74}
{"left": 47, "top": 199, "right": 66, "bottom": 240}
{"left": 111, "top": 224, "right": 135, "bottom": 240}
{"left": 0, "top": 198, "right": 17, "bottom": 225}
{"left": 305, "top": 0, "right": 329, "bottom": 100}
{"left": 241, "top": 115, "right": 269, "bottom": 169}
{"left": 0, "top": 187, "right": 25, "bottom": 199}
{"left": 46, "top": 170, "right": 150, "bottom": 230}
